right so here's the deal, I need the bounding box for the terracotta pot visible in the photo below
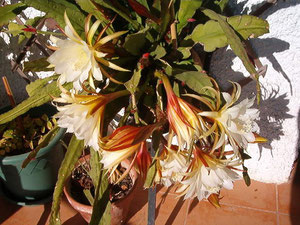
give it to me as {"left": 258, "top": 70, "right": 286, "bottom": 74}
{"left": 64, "top": 157, "right": 138, "bottom": 225}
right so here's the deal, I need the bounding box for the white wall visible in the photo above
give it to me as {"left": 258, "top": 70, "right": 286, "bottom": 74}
{"left": 211, "top": 0, "right": 300, "bottom": 183}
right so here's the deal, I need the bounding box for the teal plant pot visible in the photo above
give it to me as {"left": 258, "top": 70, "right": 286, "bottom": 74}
{"left": 0, "top": 104, "right": 65, "bottom": 203}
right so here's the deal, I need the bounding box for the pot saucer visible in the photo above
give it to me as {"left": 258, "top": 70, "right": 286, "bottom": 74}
{"left": 0, "top": 180, "right": 53, "bottom": 206}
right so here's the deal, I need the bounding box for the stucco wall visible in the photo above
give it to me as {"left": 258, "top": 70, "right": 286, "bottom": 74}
{"left": 211, "top": 0, "right": 300, "bottom": 183}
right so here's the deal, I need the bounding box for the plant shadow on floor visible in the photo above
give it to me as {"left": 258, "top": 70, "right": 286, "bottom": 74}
{"left": 127, "top": 179, "right": 188, "bottom": 225}
{"left": 62, "top": 213, "right": 88, "bottom": 225}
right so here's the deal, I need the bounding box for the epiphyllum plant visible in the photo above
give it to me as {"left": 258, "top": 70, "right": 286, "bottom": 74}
{"left": 0, "top": 0, "right": 270, "bottom": 224}
{"left": 48, "top": 12, "right": 129, "bottom": 90}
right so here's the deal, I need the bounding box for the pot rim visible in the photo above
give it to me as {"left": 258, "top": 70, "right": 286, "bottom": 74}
{"left": 0, "top": 128, "right": 66, "bottom": 164}
{"left": 63, "top": 156, "right": 138, "bottom": 210}
{"left": 0, "top": 104, "right": 66, "bottom": 164}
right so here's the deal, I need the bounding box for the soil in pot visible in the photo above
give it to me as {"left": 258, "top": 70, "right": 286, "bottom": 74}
{"left": 71, "top": 161, "right": 133, "bottom": 204}
{"left": 65, "top": 157, "right": 137, "bottom": 224}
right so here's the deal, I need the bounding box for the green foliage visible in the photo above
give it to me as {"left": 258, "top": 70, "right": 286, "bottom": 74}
{"left": 24, "top": 57, "right": 53, "bottom": 73}
{"left": 0, "top": 3, "right": 27, "bottom": 27}
{"left": 23, "top": 0, "right": 86, "bottom": 35}
{"left": 22, "top": 125, "right": 60, "bottom": 168}
{"left": 25, "top": 75, "right": 59, "bottom": 97}
{"left": 123, "top": 32, "right": 148, "bottom": 56}
{"left": 151, "top": 44, "right": 167, "bottom": 59}
{"left": 0, "top": 81, "right": 71, "bottom": 125}
{"left": 7, "top": 23, "right": 29, "bottom": 37}
{"left": 49, "top": 136, "right": 84, "bottom": 225}
{"left": 202, "top": 9, "right": 262, "bottom": 102}
{"left": 89, "top": 149, "right": 111, "bottom": 225}
{"left": 144, "top": 130, "right": 162, "bottom": 188}
{"left": 93, "top": 0, "right": 140, "bottom": 30}
{"left": 175, "top": 71, "right": 213, "bottom": 96}
{"left": 0, "top": 112, "right": 57, "bottom": 158}
{"left": 177, "top": 0, "right": 203, "bottom": 33}
{"left": 124, "top": 68, "right": 142, "bottom": 93}
{"left": 159, "top": 0, "right": 173, "bottom": 38}
{"left": 242, "top": 165, "right": 251, "bottom": 186}
{"left": 75, "top": 0, "right": 114, "bottom": 34}
{"left": 191, "top": 15, "right": 269, "bottom": 52}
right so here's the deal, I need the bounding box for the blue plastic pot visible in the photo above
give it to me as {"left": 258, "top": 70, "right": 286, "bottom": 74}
{"left": 0, "top": 104, "right": 65, "bottom": 203}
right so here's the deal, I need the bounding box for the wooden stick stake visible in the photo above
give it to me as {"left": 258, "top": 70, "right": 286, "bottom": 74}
{"left": 2, "top": 76, "right": 16, "bottom": 107}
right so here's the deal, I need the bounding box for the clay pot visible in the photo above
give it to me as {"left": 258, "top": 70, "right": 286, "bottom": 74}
{"left": 64, "top": 157, "right": 138, "bottom": 225}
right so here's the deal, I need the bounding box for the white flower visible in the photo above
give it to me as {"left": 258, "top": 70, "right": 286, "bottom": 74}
{"left": 54, "top": 86, "right": 129, "bottom": 150}
{"left": 160, "top": 146, "right": 189, "bottom": 187}
{"left": 198, "top": 82, "right": 260, "bottom": 152}
{"left": 48, "top": 12, "right": 128, "bottom": 90}
{"left": 178, "top": 165, "right": 239, "bottom": 201}
{"left": 176, "top": 148, "right": 240, "bottom": 201}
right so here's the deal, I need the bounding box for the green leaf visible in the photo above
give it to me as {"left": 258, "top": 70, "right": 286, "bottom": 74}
{"left": 174, "top": 71, "right": 213, "bottom": 96}
{"left": 22, "top": 125, "right": 60, "bottom": 168}
{"left": 83, "top": 189, "right": 94, "bottom": 205}
{"left": 144, "top": 130, "right": 161, "bottom": 188}
{"left": 7, "top": 22, "right": 26, "bottom": 36}
{"left": 75, "top": 0, "right": 114, "bottom": 34}
{"left": 0, "top": 3, "right": 27, "bottom": 27}
{"left": 24, "top": 0, "right": 86, "bottom": 35}
{"left": 124, "top": 68, "right": 141, "bottom": 94}
{"left": 123, "top": 32, "right": 148, "bottom": 56}
{"left": 144, "top": 158, "right": 157, "bottom": 188}
{"left": 75, "top": 0, "right": 105, "bottom": 21}
{"left": 49, "top": 136, "right": 84, "bottom": 225}
{"left": 0, "top": 81, "right": 71, "bottom": 125}
{"left": 177, "top": 0, "right": 203, "bottom": 33}
{"left": 137, "top": 0, "right": 149, "bottom": 10}
{"left": 23, "top": 57, "right": 53, "bottom": 72}
{"left": 89, "top": 149, "right": 111, "bottom": 225}
{"left": 191, "top": 15, "right": 269, "bottom": 52}
{"left": 177, "top": 46, "right": 192, "bottom": 59}
{"left": 202, "top": 9, "right": 262, "bottom": 103}
{"left": 159, "top": 0, "right": 173, "bottom": 38}
{"left": 241, "top": 152, "right": 252, "bottom": 160}
{"left": 242, "top": 165, "right": 251, "bottom": 186}
{"left": 26, "top": 75, "right": 59, "bottom": 96}
{"left": 93, "top": 0, "right": 140, "bottom": 30}
{"left": 216, "top": 0, "right": 229, "bottom": 12}
{"left": 151, "top": 44, "right": 166, "bottom": 59}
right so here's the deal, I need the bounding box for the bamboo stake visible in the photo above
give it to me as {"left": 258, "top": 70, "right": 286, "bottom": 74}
{"left": 2, "top": 76, "right": 24, "bottom": 131}
{"left": 2, "top": 76, "right": 16, "bottom": 107}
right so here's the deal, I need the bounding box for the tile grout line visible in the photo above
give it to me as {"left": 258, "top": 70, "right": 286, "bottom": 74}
{"left": 275, "top": 184, "right": 280, "bottom": 225}
{"left": 219, "top": 202, "right": 277, "bottom": 214}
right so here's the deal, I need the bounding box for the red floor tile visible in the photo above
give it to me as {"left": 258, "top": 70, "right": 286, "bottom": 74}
{"left": 0, "top": 195, "right": 86, "bottom": 225}
{"left": 126, "top": 179, "right": 149, "bottom": 225}
{"left": 186, "top": 200, "right": 277, "bottom": 225}
{"left": 155, "top": 192, "right": 188, "bottom": 225}
{"left": 220, "top": 180, "right": 277, "bottom": 211}
{"left": 277, "top": 181, "right": 300, "bottom": 215}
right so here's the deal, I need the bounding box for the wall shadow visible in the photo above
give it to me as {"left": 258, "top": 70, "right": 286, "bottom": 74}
{"left": 229, "top": 0, "right": 300, "bottom": 16}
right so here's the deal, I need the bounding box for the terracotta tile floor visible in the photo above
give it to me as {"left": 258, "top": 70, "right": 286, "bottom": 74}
{"left": 1, "top": 162, "right": 299, "bottom": 225}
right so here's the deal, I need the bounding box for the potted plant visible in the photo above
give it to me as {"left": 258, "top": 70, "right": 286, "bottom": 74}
{"left": 63, "top": 153, "right": 138, "bottom": 224}
{"left": 1, "top": 0, "right": 270, "bottom": 224}
{"left": 0, "top": 78, "right": 65, "bottom": 204}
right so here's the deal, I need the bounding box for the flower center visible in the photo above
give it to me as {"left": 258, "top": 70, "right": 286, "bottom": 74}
{"left": 73, "top": 45, "right": 89, "bottom": 70}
